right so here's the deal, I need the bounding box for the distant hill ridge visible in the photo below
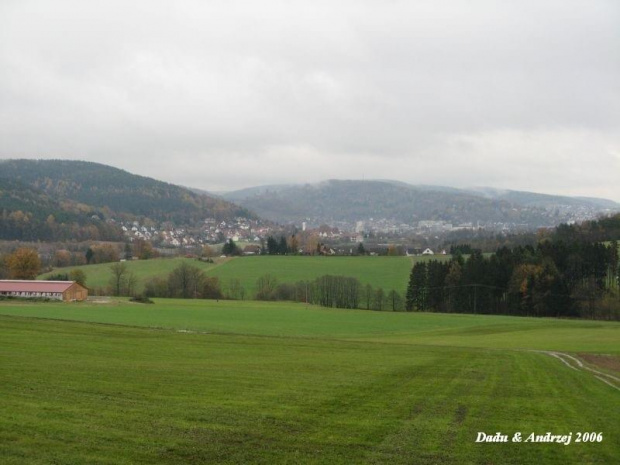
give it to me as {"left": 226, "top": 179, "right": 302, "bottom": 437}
{"left": 465, "top": 186, "right": 620, "bottom": 209}
{"left": 0, "top": 159, "right": 257, "bottom": 241}
{"left": 222, "top": 179, "right": 619, "bottom": 227}
{"left": 0, "top": 159, "right": 255, "bottom": 224}
{"left": 2, "top": 160, "right": 617, "bottom": 241}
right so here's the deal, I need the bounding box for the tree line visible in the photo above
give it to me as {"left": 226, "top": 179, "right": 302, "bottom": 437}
{"left": 253, "top": 273, "right": 404, "bottom": 311}
{"left": 405, "top": 240, "right": 619, "bottom": 320}
{"left": 138, "top": 262, "right": 223, "bottom": 299}
{"left": 138, "top": 263, "right": 404, "bottom": 311}
{"left": 265, "top": 235, "right": 298, "bottom": 255}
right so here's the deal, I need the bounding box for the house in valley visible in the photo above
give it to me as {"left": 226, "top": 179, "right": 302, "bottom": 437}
{"left": 243, "top": 245, "right": 262, "bottom": 255}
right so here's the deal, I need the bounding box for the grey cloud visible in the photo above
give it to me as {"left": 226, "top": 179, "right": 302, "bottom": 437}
{"left": 0, "top": 0, "right": 618, "bottom": 200}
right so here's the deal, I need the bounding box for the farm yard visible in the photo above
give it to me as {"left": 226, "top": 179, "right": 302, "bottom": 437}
{"left": 0, "top": 299, "right": 618, "bottom": 464}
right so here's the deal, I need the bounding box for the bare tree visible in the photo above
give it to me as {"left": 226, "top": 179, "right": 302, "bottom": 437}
{"left": 387, "top": 290, "right": 403, "bottom": 311}
{"left": 168, "top": 262, "right": 205, "bottom": 298}
{"left": 109, "top": 262, "right": 128, "bottom": 296}
{"left": 364, "top": 284, "right": 373, "bottom": 310}
{"left": 126, "top": 272, "right": 138, "bottom": 297}
{"left": 228, "top": 278, "right": 245, "bottom": 300}
{"left": 256, "top": 274, "right": 278, "bottom": 300}
{"left": 373, "top": 288, "right": 385, "bottom": 311}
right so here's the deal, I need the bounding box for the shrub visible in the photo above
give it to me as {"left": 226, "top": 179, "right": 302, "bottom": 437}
{"left": 130, "top": 294, "right": 154, "bottom": 304}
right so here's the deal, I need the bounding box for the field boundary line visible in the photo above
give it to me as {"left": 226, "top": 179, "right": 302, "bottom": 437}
{"left": 534, "top": 350, "right": 620, "bottom": 391}
{"left": 559, "top": 353, "right": 620, "bottom": 383}
{"left": 546, "top": 352, "right": 579, "bottom": 371}
{"left": 596, "top": 376, "right": 620, "bottom": 391}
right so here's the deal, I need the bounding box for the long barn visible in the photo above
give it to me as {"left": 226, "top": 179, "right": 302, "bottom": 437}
{"left": 0, "top": 280, "right": 88, "bottom": 301}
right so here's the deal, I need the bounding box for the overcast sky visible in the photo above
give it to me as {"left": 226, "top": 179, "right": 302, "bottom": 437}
{"left": 1, "top": 1, "right": 619, "bottom": 200}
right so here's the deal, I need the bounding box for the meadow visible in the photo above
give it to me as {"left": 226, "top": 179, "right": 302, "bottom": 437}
{"left": 39, "top": 257, "right": 224, "bottom": 292}
{"left": 205, "top": 255, "right": 418, "bottom": 295}
{"left": 0, "top": 299, "right": 618, "bottom": 353}
{"left": 39, "top": 255, "right": 433, "bottom": 295}
{"left": 0, "top": 299, "right": 618, "bottom": 464}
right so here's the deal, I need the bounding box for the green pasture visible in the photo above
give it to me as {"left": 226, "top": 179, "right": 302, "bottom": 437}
{"left": 0, "top": 301, "right": 618, "bottom": 464}
{"left": 40, "top": 255, "right": 426, "bottom": 295}
{"left": 0, "top": 299, "right": 618, "bottom": 353}
{"left": 39, "top": 257, "right": 227, "bottom": 291}
{"left": 206, "top": 255, "right": 416, "bottom": 294}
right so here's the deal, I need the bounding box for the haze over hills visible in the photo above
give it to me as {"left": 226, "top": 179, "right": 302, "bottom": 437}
{"left": 223, "top": 180, "right": 620, "bottom": 229}
{"left": 465, "top": 187, "right": 620, "bottom": 210}
{"left": 2, "top": 159, "right": 618, "bottom": 243}
{"left": 0, "top": 159, "right": 255, "bottom": 241}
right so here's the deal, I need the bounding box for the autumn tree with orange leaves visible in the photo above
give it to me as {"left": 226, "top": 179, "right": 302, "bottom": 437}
{"left": 7, "top": 248, "right": 41, "bottom": 279}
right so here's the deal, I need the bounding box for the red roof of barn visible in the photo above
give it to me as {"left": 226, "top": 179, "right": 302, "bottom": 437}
{"left": 0, "top": 280, "right": 77, "bottom": 293}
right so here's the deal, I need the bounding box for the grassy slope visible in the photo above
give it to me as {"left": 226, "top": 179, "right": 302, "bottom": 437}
{"left": 206, "top": 255, "right": 417, "bottom": 294}
{"left": 39, "top": 257, "right": 226, "bottom": 291}
{"left": 0, "top": 300, "right": 618, "bottom": 353}
{"left": 40, "top": 255, "right": 427, "bottom": 295}
{"left": 0, "top": 308, "right": 618, "bottom": 464}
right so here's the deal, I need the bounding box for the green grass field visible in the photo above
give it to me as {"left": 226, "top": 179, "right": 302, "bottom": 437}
{"left": 0, "top": 300, "right": 618, "bottom": 464}
{"left": 0, "top": 299, "right": 618, "bottom": 353}
{"left": 206, "top": 255, "right": 416, "bottom": 295}
{"left": 39, "top": 257, "right": 225, "bottom": 291}
{"left": 40, "top": 255, "right": 429, "bottom": 295}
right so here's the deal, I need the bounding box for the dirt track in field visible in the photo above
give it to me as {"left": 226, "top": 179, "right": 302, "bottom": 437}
{"left": 537, "top": 350, "right": 620, "bottom": 391}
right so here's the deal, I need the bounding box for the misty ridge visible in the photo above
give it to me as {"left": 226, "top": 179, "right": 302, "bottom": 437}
{"left": 220, "top": 179, "right": 619, "bottom": 231}
{"left": 1, "top": 2, "right": 617, "bottom": 202}
{"left": 0, "top": 159, "right": 618, "bottom": 243}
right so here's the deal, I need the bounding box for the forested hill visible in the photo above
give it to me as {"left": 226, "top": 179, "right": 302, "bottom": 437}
{"left": 0, "top": 159, "right": 256, "bottom": 241}
{"left": 223, "top": 180, "right": 619, "bottom": 227}
{"left": 0, "top": 159, "right": 255, "bottom": 225}
{"left": 0, "top": 176, "right": 123, "bottom": 241}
